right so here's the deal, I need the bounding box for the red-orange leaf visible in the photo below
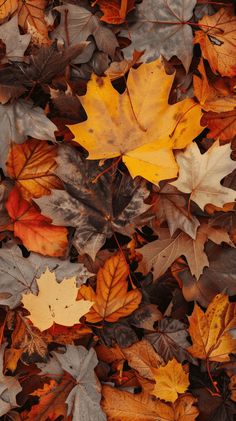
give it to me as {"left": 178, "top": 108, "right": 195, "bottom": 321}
{"left": 4, "top": 187, "right": 68, "bottom": 256}
{"left": 96, "top": 0, "right": 135, "bottom": 24}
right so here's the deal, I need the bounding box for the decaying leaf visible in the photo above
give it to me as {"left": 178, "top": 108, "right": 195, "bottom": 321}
{"left": 0, "top": 15, "right": 31, "bottom": 63}
{"left": 78, "top": 252, "right": 142, "bottom": 322}
{"left": 36, "top": 144, "right": 151, "bottom": 259}
{"left": 21, "top": 268, "right": 93, "bottom": 331}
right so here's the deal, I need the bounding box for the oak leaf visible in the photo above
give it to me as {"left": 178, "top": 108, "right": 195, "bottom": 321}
{"left": 78, "top": 253, "right": 142, "bottom": 322}
{"left": 152, "top": 358, "right": 189, "bottom": 403}
{"left": 68, "top": 59, "right": 202, "bottom": 185}
{"left": 21, "top": 268, "right": 93, "bottom": 331}
{"left": 3, "top": 187, "right": 68, "bottom": 257}
{"left": 6, "top": 139, "right": 62, "bottom": 200}
{"left": 121, "top": 0, "right": 196, "bottom": 71}
{"left": 188, "top": 293, "right": 236, "bottom": 361}
{"left": 102, "top": 386, "right": 199, "bottom": 421}
{"left": 194, "top": 7, "right": 236, "bottom": 77}
{"left": 171, "top": 141, "right": 236, "bottom": 210}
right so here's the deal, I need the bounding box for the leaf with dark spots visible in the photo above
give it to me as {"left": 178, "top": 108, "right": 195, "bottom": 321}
{"left": 36, "top": 144, "right": 151, "bottom": 259}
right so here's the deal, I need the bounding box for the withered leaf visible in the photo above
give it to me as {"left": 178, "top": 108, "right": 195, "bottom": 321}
{"left": 36, "top": 144, "right": 150, "bottom": 259}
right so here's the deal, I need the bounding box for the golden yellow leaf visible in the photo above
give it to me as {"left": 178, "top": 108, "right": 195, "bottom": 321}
{"left": 152, "top": 358, "right": 189, "bottom": 403}
{"left": 78, "top": 252, "right": 142, "bottom": 322}
{"left": 188, "top": 293, "right": 236, "bottom": 361}
{"left": 68, "top": 58, "right": 203, "bottom": 185}
{"left": 101, "top": 386, "right": 198, "bottom": 421}
{"left": 18, "top": 0, "right": 50, "bottom": 46}
{"left": 0, "top": 0, "right": 18, "bottom": 22}
{"left": 21, "top": 268, "right": 93, "bottom": 331}
{"left": 6, "top": 139, "right": 62, "bottom": 200}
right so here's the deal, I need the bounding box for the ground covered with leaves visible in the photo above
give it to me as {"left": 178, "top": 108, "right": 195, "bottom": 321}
{"left": 0, "top": 0, "right": 236, "bottom": 420}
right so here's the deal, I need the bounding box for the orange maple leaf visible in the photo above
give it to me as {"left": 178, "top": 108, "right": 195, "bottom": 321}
{"left": 78, "top": 252, "right": 142, "bottom": 323}
{"left": 3, "top": 187, "right": 68, "bottom": 256}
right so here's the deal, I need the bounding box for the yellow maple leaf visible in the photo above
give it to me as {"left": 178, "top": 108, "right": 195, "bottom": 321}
{"left": 152, "top": 358, "right": 190, "bottom": 403}
{"left": 188, "top": 293, "right": 236, "bottom": 362}
{"left": 78, "top": 252, "right": 142, "bottom": 322}
{"left": 68, "top": 58, "right": 203, "bottom": 185}
{"left": 21, "top": 268, "right": 93, "bottom": 331}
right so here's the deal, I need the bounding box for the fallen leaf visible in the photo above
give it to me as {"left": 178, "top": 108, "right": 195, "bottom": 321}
{"left": 68, "top": 59, "right": 202, "bottom": 185}
{"left": 35, "top": 144, "right": 151, "bottom": 259}
{"left": 0, "top": 242, "right": 90, "bottom": 309}
{"left": 171, "top": 141, "right": 236, "bottom": 210}
{"left": 78, "top": 253, "right": 142, "bottom": 322}
{"left": 38, "top": 345, "right": 106, "bottom": 421}
{"left": 0, "top": 0, "right": 18, "bottom": 22}
{"left": 146, "top": 318, "right": 196, "bottom": 364}
{"left": 0, "top": 99, "right": 57, "bottom": 169}
{"left": 193, "top": 58, "right": 236, "bottom": 112}
{"left": 5, "top": 313, "right": 48, "bottom": 371}
{"left": 102, "top": 386, "right": 198, "bottom": 420}
{"left": 122, "top": 0, "right": 196, "bottom": 71}
{"left": 194, "top": 7, "right": 236, "bottom": 77}
{"left": 24, "top": 377, "right": 74, "bottom": 421}
{"left": 6, "top": 139, "right": 62, "bottom": 200}
{"left": 0, "top": 343, "right": 22, "bottom": 416}
{"left": 96, "top": 0, "right": 135, "bottom": 24}
{"left": 151, "top": 184, "right": 200, "bottom": 239}
{"left": 152, "top": 358, "right": 189, "bottom": 403}
{"left": 21, "top": 268, "right": 93, "bottom": 331}
{"left": 139, "top": 223, "right": 232, "bottom": 280}
{"left": 188, "top": 293, "right": 236, "bottom": 361}
{"left": 4, "top": 187, "right": 68, "bottom": 257}
{"left": 18, "top": 0, "right": 50, "bottom": 46}
{"left": 174, "top": 243, "right": 236, "bottom": 306}
{"left": 0, "top": 15, "right": 31, "bottom": 63}
{"left": 201, "top": 110, "right": 236, "bottom": 142}
{"left": 52, "top": 3, "right": 118, "bottom": 61}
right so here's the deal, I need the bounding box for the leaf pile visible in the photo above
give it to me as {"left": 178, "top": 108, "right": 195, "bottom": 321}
{"left": 0, "top": 0, "right": 235, "bottom": 420}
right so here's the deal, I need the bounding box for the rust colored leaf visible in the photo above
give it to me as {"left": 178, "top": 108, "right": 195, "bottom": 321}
{"left": 6, "top": 139, "right": 62, "bottom": 200}
{"left": 78, "top": 253, "right": 142, "bottom": 322}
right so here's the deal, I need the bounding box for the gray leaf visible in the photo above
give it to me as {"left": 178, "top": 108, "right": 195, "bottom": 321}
{"left": 0, "top": 242, "right": 90, "bottom": 309}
